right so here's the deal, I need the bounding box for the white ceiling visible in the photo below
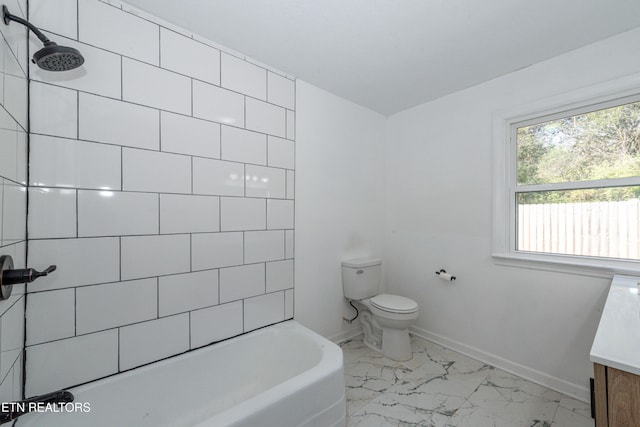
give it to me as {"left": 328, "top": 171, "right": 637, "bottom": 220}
{"left": 124, "top": 0, "right": 640, "bottom": 115}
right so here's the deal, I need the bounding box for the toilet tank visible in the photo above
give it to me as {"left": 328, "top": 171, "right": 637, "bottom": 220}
{"left": 342, "top": 258, "right": 382, "bottom": 300}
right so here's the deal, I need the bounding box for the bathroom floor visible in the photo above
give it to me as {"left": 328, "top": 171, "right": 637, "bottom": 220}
{"left": 340, "top": 335, "right": 594, "bottom": 427}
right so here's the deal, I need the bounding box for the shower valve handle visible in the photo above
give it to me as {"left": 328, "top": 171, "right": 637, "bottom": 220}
{"left": 0, "top": 256, "right": 57, "bottom": 300}
{"left": 3, "top": 265, "right": 57, "bottom": 286}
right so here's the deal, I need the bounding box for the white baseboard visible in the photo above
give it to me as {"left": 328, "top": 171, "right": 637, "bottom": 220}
{"left": 328, "top": 325, "right": 363, "bottom": 345}
{"left": 409, "top": 325, "right": 590, "bottom": 403}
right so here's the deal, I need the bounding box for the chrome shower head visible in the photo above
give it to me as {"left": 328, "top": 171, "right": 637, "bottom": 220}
{"left": 2, "top": 5, "right": 85, "bottom": 71}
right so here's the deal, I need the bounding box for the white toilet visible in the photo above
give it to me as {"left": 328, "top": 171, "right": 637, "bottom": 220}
{"left": 342, "top": 258, "right": 419, "bottom": 361}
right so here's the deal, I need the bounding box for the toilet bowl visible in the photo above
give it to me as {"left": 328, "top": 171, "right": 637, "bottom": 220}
{"left": 342, "top": 258, "right": 419, "bottom": 361}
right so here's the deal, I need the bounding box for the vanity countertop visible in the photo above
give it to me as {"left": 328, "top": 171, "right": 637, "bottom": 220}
{"left": 590, "top": 274, "right": 640, "bottom": 375}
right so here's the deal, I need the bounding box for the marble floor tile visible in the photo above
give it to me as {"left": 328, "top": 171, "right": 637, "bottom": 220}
{"left": 344, "top": 358, "right": 412, "bottom": 414}
{"left": 341, "top": 334, "right": 594, "bottom": 427}
{"left": 551, "top": 405, "right": 594, "bottom": 427}
{"left": 445, "top": 369, "right": 561, "bottom": 427}
{"left": 558, "top": 395, "right": 593, "bottom": 420}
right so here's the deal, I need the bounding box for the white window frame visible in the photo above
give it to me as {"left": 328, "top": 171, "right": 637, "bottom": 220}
{"left": 493, "top": 74, "right": 640, "bottom": 278}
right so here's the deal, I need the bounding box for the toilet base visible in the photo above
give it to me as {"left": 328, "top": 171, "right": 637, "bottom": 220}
{"left": 381, "top": 327, "right": 412, "bottom": 361}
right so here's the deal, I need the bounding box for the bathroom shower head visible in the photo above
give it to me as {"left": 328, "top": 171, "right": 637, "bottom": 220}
{"left": 32, "top": 42, "right": 85, "bottom": 72}
{"left": 2, "top": 5, "right": 84, "bottom": 71}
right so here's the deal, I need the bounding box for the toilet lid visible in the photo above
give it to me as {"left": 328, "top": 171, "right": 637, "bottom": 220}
{"left": 370, "top": 294, "right": 418, "bottom": 313}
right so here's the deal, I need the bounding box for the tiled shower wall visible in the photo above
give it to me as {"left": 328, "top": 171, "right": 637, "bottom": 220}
{"left": 26, "top": 0, "right": 295, "bottom": 397}
{"left": 0, "top": 0, "right": 27, "bottom": 402}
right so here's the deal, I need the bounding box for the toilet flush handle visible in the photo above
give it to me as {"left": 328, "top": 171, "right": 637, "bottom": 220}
{"left": 356, "top": 269, "right": 364, "bottom": 275}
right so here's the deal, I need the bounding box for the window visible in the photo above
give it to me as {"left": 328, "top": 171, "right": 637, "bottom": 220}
{"left": 493, "top": 78, "right": 640, "bottom": 274}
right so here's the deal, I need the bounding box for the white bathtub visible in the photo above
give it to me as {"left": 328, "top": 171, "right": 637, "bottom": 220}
{"left": 17, "top": 321, "right": 346, "bottom": 427}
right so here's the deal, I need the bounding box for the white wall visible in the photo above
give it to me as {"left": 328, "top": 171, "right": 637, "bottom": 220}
{"left": 384, "top": 27, "right": 640, "bottom": 399}
{"left": 295, "top": 81, "right": 386, "bottom": 340}
{"left": 26, "top": 0, "right": 295, "bottom": 397}
{"left": 0, "top": 0, "right": 28, "bottom": 402}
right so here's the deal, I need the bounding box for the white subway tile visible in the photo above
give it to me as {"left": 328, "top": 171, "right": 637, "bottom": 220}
{"left": 30, "top": 82, "right": 77, "bottom": 139}
{"left": 122, "top": 149, "right": 191, "bottom": 194}
{"left": 285, "top": 230, "right": 294, "bottom": 259}
{"left": 0, "top": 127, "right": 26, "bottom": 185}
{"left": 0, "top": 107, "right": 15, "bottom": 131}
{"left": 26, "top": 330, "right": 118, "bottom": 397}
{"left": 267, "top": 199, "right": 294, "bottom": 230}
{"left": 4, "top": 36, "right": 24, "bottom": 79}
{"left": 0, "top": 43, "right": 5, "bottom": 103}
{"left": 267, "top": 72, "right": 295, "bottom": 110}
{"left": 1, "top": 0, "right": 27, "bottom": 73}
{"left": 28, "top": 238, "right": 120, "bottom": 291}
{"left": 221, "top": 53, "right": 266, "bottom": 100}
{"left": 160, "top": 194, "right": 219, "bottom": 234}
{"left": 26, "top": 289, "right": 75, "bottom": 345}
{"left": 220, "top": 197, "right": 266, "bottom": 231}
{"left": 244, "top": 230, "right": 285, "bottom": 264}
{"left": 28, "top": 188, "right": 76, "bottom": 239}
{"left": 160, "top": 28, "right": 220, "bottom": 85}
{"left": 123, "top": 58, "right": 191, "bottom": 115}
{"left": 29, "top": 0, "right": 77, "bottom": 39}
{"left": 190, "top": 301, "right": 243, "bottom": 348}
{"left": 161, "top": 111, "right": 220, "bottom": 158}
{"left": 1, "top": 182, "right": 25, "bottom": 244}
{"left": 76, "top": 278, "right": 157, "bottom": 335}
{"left": 267, "top": 136, "right": 294, "bottom": 169}
{"left": 219, "top": 263, "right": 265, "bottom": 303}
{"left": 191, "top": 232, "right": 243, "bottom": 271}
{"left": 245, "top": 165, "right": 286, "bottom": 198}
{"left": 0, "top": 362, "right": 12, "bottom": 404}
{"left": 244, "top": 291, "right": 284, "bottom": 332}
{"left": 192, "top": 157, "right": 244, "bottom": 196}
{"left": 78, "top": 190, "right": 158, "bottom": 237}
{"left": 121, "top": 234, "right": 190, "bottom": 280}
{"left": 287, "top": 170, "right": 295, "bottom": 199}
{"left": 29, "top": 35, "right": 121, "bottom": 98}
{"left": 119, "top": 314, "right": 189, "bottom": 370}
{"left": 30, "top": 135, "right": 121, "bottom": 190}
{"left": 0, "top": 291, "right": 22, "bottom": 319}
{"left": 246, "top": 98, "right": 285, "bottom": 137}
{"left": 287, "top": 110, "right": 296, "bottom": 140}
{"left": 285, "top": 289, "right": 294, "bottom": 319}
{"left": 79, "top": 93, "right": 159, "bottom": 150}
{"left": 4, "top": 73, "right": 27, "bottom": 130}
{"left": 11, "top": 353, "right": 22, "bottom": 402}
{"left": 0, "top": 297, "right": 24, "bottom": 379}
{"left": 158, "top": 270, "right": 218, "bottom": 316}
{"left": 192, "top": 81, "right": 244, "bottom": 127}
{"left": 266, "top": 260, "right": 294, "bottom": 293}
{"left": 220, "top": 126, "right": 266, "bottom": 165}
{"left": 78, "top": 0, "right": 159, "bottom": 65}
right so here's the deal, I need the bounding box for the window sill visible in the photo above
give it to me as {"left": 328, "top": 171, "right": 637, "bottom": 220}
{"left": 492, "top": 252, "right": 640, "bottom": 279}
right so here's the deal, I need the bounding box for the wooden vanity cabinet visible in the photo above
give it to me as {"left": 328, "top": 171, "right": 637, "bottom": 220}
{"left": 594, "top": 363, "right": 640, "bottom": 427}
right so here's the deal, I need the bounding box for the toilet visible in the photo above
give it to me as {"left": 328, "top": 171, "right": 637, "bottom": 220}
{"left": 342, "top": 258, "right": 418, "bottom": 361}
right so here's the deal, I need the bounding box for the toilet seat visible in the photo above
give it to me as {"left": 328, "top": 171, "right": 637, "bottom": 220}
{"left": 369, "top": 294, "right": 418, "bottom": 314}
